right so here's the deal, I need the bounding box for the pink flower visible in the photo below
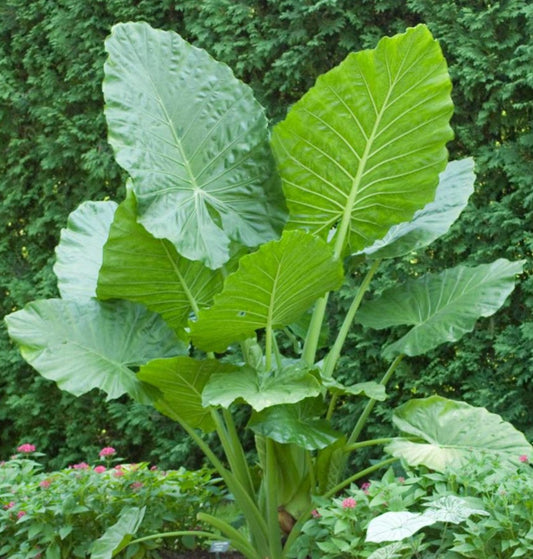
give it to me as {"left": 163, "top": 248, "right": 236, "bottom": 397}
{"left": 150, "top": 465, "right": 158, "bottom": 471}
{"left": 39, "top": 479, "right": 51, "bottom": 489}
{"left": 519, "top": 455, "right": 529, "bottom": 463}
{"left": 94, "top": 465, "right": 106, "bottom": 473}
{"left": 16, "top": 510, "right": 26, "bottom": 519}
{"left": 397, "top": 476, "right": 405, "bottom": 484}
{"left": 361, "top": 482, "right": 371, "bottom": 494}
{"left": 311, "top": 509, "right": 321, "bottom": 518}
{"left": 3, "top": 501, "right": 15, "bottom": 510}
{"left": 342, "top": 497, "right": 357, "bottom": 509}
{"left": 113, "top": 466, "right": 124, "bottom": 477}
{"left": 99, "top": 447, "right": 116, "bottom": 458}
{"left": 72, "top": 462, "right": 89, "bottom": 470}
{"left": 17, "top": 443, "right": 36, "bottom": 453}
{"left": 130, "top": 482, "right": 143, "bottom": 490}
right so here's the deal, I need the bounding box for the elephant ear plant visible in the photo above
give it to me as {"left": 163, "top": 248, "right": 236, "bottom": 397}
{"left": 6, "top": 22, "right": 531, "bottom": 559}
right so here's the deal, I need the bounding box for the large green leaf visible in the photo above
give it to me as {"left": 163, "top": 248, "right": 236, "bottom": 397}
{"left": 191, "top": 230, "right": 344, "bottom": 352}
{"left": 103, "top": 22, "right": 286, "bottom": 269}
{"left": 90, "top": 506, "right": 146, "bottom": 559}
{"left": 137, "top": 357, "right": 238, "bottom": 432}
{"left": 202, "top": 364, "right": 321, "bottom": 412}
{"left": 248, "top": 402, "right": 342, "bottom": 450}
{"left": 357, "top": 259, "right": 524, "bottom": 358}
{"left": 385, "top": 396, "right": 533, "bottom": 471}
{"left": 96, "top": 192, "right": 222, "bottom": 333}
{"left": 271, "top": 24, "right": 453, "bottom": 254}
{"left": 4, "top": 299, "right": 184, "bottom": 402}
{"left": 358, "top": 158, "right": 475, "bottom": 259}
{"left": 54, "top": 200, "right": 118, "bottom": 300}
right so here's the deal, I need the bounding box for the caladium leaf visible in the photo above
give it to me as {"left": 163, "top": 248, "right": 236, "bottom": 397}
{"left": 4, "top": 299, "right": 184, "bottom": 402}
{"left": 54, "top": 200, "right": 118, "bottom": 300}
{"left": 423, "top": 495, "right": 488, "bottom": 524}
{"left": 202, "top": 364, "right": 321, "bottom": 412}
{"left": 385, "top": 396, "right": 533, "bottom": 471}
{"left": 357, "top": 259, "right": 524, "bottom": 359}
{"left": 97, "top": 191, "right": 222, "bottom": 333}
{"left": 358, "top": 158, "right": 475, "bottom": 259}
{"left": 191, "top": 230, "right": 344, "bottom": 352}
{"left": 271, "top": 24, "right": 453, "bottom": 254}
{"left": 366, "top": 511, "right": 435, "bottom": 543}
{"left": 103, "top": 22, "right": 286, "bottom": 269}
{"left": 137, "top": 357, "right": 238, "bottom": 432}
{"left": 249, "top": 402, "right": 342, "bottom": 450}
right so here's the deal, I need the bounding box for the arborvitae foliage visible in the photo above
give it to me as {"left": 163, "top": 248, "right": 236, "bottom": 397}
{"left": 0, "top": 0, "right": 531, "bottom": 468}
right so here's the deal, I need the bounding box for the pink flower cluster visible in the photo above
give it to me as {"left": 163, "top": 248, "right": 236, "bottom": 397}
{"left": 17, "top": 443, "right": 36, "bottom": 454}
{"left": 99, "top": 447, "right": 116, "bottom": 458}
{"left": 342, "top": 497, "right": 357, "bottom": 509}
{"left": 519, "top": 455, "right": 529, "bottom": 463}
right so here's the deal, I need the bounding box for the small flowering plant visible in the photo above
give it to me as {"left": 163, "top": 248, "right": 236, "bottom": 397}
{"left": 0, "top": 448, "right": 224, "bottom": 558}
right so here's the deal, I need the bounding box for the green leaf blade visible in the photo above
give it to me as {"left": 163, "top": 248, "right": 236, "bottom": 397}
{"left": 103, "top": 22, "right": 286, "bottom": 269}
{"left": 96, "top": 192, "right": 222, "bottom": 333}
{"left": 191, "top": 230, "right": 344, "bottom": 352}
{"left": 357, "top": 259, "right": 525, "bottom": 358}
{"left": 54, "top": 201, "right": 118, "bottom": 300}
{"left": 5, "top": 299, "right": 185, "bottom": 402}
{"left": 272, "top": 24, "right": 454, "bottom": 254}
{"left": 386, "top": 396, "right": 533, "bottom": 471}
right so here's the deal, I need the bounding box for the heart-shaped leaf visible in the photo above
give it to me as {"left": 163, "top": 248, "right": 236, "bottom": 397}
{"left": 97, "top": 192, "right": 222, "bottom": 333}
{"left": 271, "top": 24, "right": 453, "bottom": 255}
{"left": 104, "top": 22, "right": 286, "bottom": 269}
{"left": 358, "top": 158, "right": 475, "bottom": 259}
{"left": 191, "top": 230, "right": 344, "bottom": 352}
{"left": 385, "top": 396, "right": 533, "bottom": 471}
{"left": 249, "top": 403, "right": 342, "bottom": 450}
{"left": 366, "top": 511, "right": 435, "bottom": 543}
{"left": 138, "top": 357, "right": 239, "bottom": 432}
{"left": 357, "top": 259, "right": 524, "bottom": 358}
{"left": 4, "top": 299, "right": 184, "bottom": 402}
{"left": 54, "top": 201, "right": 118, "bottom": 300}
{"left": 202, "top": 365, "right": 321, "bottom": 412}
{"left": 423, "top": 495, "right": 488, "bottom": 524}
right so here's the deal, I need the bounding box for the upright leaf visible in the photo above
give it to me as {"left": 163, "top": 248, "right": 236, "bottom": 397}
{"left": 103, "top": 22, "right": 286, "bottom": 269}
{"left": 97, "top": 192, "right": 222, "bottom": 333}
{"left": 358, "top": 158, "right": 475, "bottom": 259}
{"left": 191, "top": 230, "right": 344, "bottom": 352}
{"left": 54, "top": 201, "right": 118, "bottom": 300}
{"left": 5, "top": 299, "right": 185, "bottom": 402}
{"left": 137, "top": 357, "right": 238, "bottom": 432}
{"left": 386, "top": 396, "right": 533, "bottom": 471}
{"left": 272, "top": 24, "right": 453, "bottom": 255}
{"left": 357, "top": 259, "right": 524, "bottom": 358}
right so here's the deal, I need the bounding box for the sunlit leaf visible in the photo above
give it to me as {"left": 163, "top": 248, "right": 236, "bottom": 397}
{"left": 104, "top": 22, "right": 286, "bottom": 269}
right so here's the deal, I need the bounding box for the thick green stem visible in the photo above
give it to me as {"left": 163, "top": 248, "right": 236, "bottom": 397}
{"left": 344, "top": 438, "right": 395, "bottom": 452}
{"left": 302, "top": 294, "right": 329, "bottom": 366}
{"left": 322, "top": 259, "right": 381, "bottom": 378}
{"left": 348, "top": 354, "right": 404, "bottom": 445}
{"left": 265, "top": 326, "right": 273, "bottom": 371}
{"left": 265, "top": 438, "right": 283, "bottom": 558}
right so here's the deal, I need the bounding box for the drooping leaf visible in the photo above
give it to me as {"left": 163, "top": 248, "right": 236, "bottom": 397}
{"left": 96, "top": 191, "right": 222, "bottom": 333}
{"left": 90, "top": 506, "right": 146, "bottom": 559}
{"left": 202, "top": 364, "right": 321, "bottom": 412}
{"left": 359, "top": 158, "right": 475, "bottom": 259}
{"left": 248, "top": 402, "right": 342, "bottom": 450}
{"left": 191, "top": 230, "right": 344, "bottom": 352}
{"left": 316, "top": 437, "right": 348, "bottom": 493}
{"left": 366, "top": 511, "right": 435, "bottom": 543}
{"left": 271, "top": 24, "right": 453, "bottom": 254}
{"left": 137, "top": 357, "right": 238, "bottom": 432}
{"left": 385, "top": 396, "right": 533, "bottom": 471}
{"left": 321, "top": 378, "right": 387, "bottom": 401}
{"left": 54, "top": 200, "right": 118, "bottom": 300}
{"left": 4, "top": 299, "right": 185, "bottom": 402}
{"left": 103, "top": 21, "right": 286, "bottom": 269}
{"left": 357, "top": 259, "right": 524, "bottom": 358}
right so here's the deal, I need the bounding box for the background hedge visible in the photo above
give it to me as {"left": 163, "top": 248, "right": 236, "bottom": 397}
{"left": 1, "top": 0, "right": 531, "bottom": 469}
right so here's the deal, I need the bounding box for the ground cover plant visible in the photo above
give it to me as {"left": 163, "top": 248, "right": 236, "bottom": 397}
{"left": 4, "top": 21, "right": 532, "bottom": 559}
{"left": 0, "top": 444, "right": 223, "bottom": 558}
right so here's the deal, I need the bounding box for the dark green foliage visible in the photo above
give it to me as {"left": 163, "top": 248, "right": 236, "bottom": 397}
{"left": 1, "top": 0, "right": 531, "bottom": 467}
